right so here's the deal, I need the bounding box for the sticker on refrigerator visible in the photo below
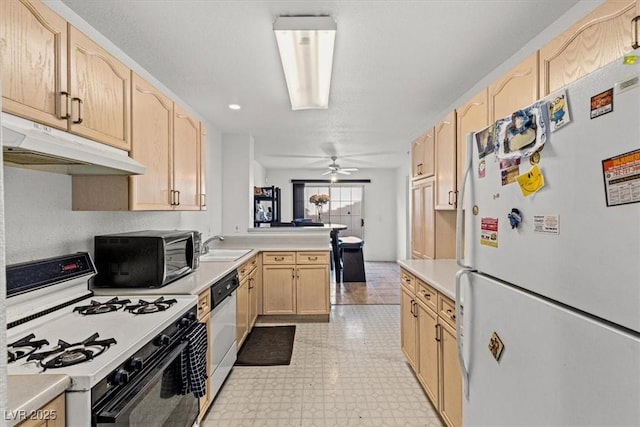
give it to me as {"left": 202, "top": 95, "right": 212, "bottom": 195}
{"left": 500, "top": 158, "right": 520, "bottom": 186}
{"left": 590, "top": 88, "right": 613, "bottom": 119}
{"left": 533, "top": 215, "right": 559, "bottom": 234}
{"left": 478, "top": 159, "right": 486, "bottom": 178}
{"left": 545, "top": 89, "right": 571, "bottom": 132}
{"left": 494, "top": 100, "right": 550, "bottom": 161}
{"left": 480, "top": 218, "right": 499, "bottom": 248}
{"left": 475, "top": 124, "right": 496, "bottom": 159}
{"left": 488, "top": 332, "right": 504, "bottom": 362}
{"left": 516, "top": 165, "right": 545, "bottom": 197}
{"left": 601, "top": 149, "right": 640, "bottom": 207}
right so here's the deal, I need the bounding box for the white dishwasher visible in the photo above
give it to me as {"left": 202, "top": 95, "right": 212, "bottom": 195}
{"left": 208, "top": 270, "right": 239, "bottom": 399}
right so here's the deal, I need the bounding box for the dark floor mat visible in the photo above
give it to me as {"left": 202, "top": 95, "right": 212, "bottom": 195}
{"left": 235, "top": 325, "right": 296, "bottom": 366}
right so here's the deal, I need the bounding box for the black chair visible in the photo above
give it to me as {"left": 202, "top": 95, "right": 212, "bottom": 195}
{"left": 340, "top": 237, "right": 366, "bottom": 282}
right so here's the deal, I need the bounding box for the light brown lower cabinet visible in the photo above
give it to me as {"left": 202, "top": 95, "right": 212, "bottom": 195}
{"left": 400, "top": 268, "right": 462, "bottom": 427}
{"left": 18, "top": 393, "right": 65, "bottom": 427}
{"left": 237, "top": 275, "right": 250, "bottom": 347}
{"left": 262, "top": 252, "right": 330, "bottom": 316}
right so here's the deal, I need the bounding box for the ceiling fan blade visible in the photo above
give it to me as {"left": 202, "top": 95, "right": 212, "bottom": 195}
{"left": 337, "top": 170, "right": 352, "bottom": 175}
{"left": 340, "top": 168, "right": 359, "bottom": 172}
{"left": 321, "top": 170, "right": 332, "bottom": 176}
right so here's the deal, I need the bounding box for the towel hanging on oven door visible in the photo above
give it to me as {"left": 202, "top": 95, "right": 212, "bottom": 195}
{"left": 180, "top": 322, "right": 208, "bottom": 398}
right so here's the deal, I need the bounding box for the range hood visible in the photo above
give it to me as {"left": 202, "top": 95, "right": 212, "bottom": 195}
{"left": 1, "top": 113, "right": 145, "bottom": 175}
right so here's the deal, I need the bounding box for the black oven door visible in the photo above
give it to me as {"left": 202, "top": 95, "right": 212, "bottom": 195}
{"left": 93, "top": 341, "right": 199, "bottom": 426}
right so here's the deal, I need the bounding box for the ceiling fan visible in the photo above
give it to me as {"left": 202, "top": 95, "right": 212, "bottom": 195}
{"left": 321, "top": 156, "right": 359, "bottom": 176}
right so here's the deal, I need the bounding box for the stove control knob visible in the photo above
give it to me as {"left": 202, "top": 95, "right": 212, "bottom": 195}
{"left": 186, "top": 311, "right": 197, "bottom": 321}
{"left": 126, "top": 357, "right": 144, "bottom": 372}
{"left": 179, "top": 317, "right": 192, "bottom": 328}
{"left": 112, "top": 369, "right": 130, "bottom": 386}
{"left": 154, "top": 334, "right": 170, "bottom": 347}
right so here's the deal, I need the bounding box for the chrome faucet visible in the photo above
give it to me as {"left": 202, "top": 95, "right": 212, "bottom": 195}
{"left": 201, "top": 235, "right": 224, "bottom": 254}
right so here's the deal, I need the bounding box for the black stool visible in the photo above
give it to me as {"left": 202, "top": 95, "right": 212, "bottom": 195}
{"left": 340, "top": 236, "right": 366, "bottom": 282}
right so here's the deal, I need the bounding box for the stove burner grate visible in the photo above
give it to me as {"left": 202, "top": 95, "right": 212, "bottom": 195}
{"left": 125, "top": 297, "right": 178, "bottom": 315}
{"left": 7, "top": 333, "right": 50, "bottom": 363}
{"left": 27, "top": 332, "right": 117, "bottom": 370}
{"left": 73, "top": 297, "right": 131, "bottom": 315}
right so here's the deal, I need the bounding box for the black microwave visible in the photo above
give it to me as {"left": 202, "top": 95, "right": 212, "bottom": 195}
{"left": 93, "top": 230, "right": 201, "bottom": 288}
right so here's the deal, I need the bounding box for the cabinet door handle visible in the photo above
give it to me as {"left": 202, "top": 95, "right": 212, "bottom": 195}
{"left": 423, "top": 292, "right": 431, "bottom": 300}
{"left": 448, "top": 190, "right": 454, "bottom": 205}
{"left": 71, "top": 97, "right": 83, "bottom": 124}
{"left": 201, "top": 194, "right": 206, "bottom": 207}
{"left": 275, "top": 256, "right": 284, "bottom": 261}
{"left": 59, "top": 91, "right": 71, "bottom": 119}
{"left": 447, "top": 308, "right": 456, "bottom": 320}
{"left": 169, "top": 190, "right": 175, "bottom": 206}
{"left": 633, "top": 16, "right": 640, "bottom": 49}
{"left": 409, "top": 299, "right": 415, "bottom": 316}
{"left": 248, "top": 278, "right": 253, "bottom": 289}
{"left": 435, "top": 324, "right": 441, "bottom": 342}
{"left": 308, "top": 256, "right": 318, "bottom": 261}
{"left": 175, "top": 190, "right": 180, "bottom": 206}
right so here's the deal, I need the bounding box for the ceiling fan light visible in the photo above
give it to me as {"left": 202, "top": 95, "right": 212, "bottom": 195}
{"left": 274, "top": 16, "right": 336, "bottom": 110}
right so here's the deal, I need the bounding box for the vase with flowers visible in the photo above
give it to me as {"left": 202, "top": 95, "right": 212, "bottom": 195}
{"left": 309, "top": 193, "right": 330, "bottom": 223}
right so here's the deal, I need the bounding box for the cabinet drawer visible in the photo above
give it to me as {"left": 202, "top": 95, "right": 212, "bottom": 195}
{"left": 400, "top": 269, "right": 416, "bottom": 293}
{"left": 416, "top": 279, "right": 437, "bottom": 313}
{"left": 296, "top": 251, "right": 329, "bottom": 265}
{"left": 263, "top": 252, "right": 295, "bottom": 264}
{"left": 197, "top": 290, "right": 211, "bottom": 320}
{"left": 238, "top": 255, "right": 257, "bottom": 280}
{"left": 439, "top": 295, "right": 457, "bottom": 329}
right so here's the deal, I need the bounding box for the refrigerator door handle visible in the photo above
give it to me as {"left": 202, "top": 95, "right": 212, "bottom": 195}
{"left": 456, "top": 268, "right": 472, "bottom": 399}
{"left": 456, "top": 132, "right": 474, "bottom": 269}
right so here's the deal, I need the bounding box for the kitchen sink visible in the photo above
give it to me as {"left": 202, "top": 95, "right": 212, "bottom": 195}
{"left": 199, "top": 248, "right": 252, "bottom": 262}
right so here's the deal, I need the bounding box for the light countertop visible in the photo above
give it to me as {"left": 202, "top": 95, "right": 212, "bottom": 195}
{"left": 93, "top": 234, "right": 332, "bottom": 297}
{"left": 7, "top": 375, "right": 71, "bottom": 427}
{"left": 396, "top": 259, "right": 462, "bottom": 300}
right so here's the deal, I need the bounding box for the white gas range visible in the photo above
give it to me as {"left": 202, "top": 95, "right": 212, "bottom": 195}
{"left": 6, "top": 253, "right": 201, "bottom": 427}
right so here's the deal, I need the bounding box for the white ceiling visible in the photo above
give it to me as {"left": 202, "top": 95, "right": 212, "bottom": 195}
{"left": 59, "top": 0, "right": 580, "bottom": 171}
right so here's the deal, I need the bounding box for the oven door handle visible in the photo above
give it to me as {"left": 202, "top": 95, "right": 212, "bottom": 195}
{"left": 94, "top": 340, "right": 189, "bottom": 423}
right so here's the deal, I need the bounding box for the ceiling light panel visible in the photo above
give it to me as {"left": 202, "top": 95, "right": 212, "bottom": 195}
{"left": 274, "top": 16, "right": 336, "bottom": 110}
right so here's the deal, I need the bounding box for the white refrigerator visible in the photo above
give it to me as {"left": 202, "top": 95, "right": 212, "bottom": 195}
{"left": 456, "top": 52, "right": 640, "bottom": 426}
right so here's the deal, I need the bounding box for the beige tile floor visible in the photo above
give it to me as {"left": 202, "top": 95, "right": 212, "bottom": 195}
{"left": 331, "top": 262, "right": 400, "bottom": 305}
{"left": 201, "top": 304, "right": 443, "bottom": 427}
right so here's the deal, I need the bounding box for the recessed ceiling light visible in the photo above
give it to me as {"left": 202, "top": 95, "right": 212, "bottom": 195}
{"left": 228, "top": 104, "right": 241, "bottom": 110}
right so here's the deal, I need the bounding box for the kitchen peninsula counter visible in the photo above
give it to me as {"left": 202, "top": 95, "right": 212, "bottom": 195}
{"left": 396, "top": 259, "right": 460, "bottom": 301}
{"left": 7, "top": 375, "right": 71, "bottom": 427}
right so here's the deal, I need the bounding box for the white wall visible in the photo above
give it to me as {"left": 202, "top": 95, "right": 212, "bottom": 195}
{"left": 253, "top": 161, "right": 266, "bottom": 187}
{"left": 264, "top": 168, "right": 398, "bottom": 262}
{"left": 395, "top": 167, "right": 410, "bottom": 260}
{"left": 221, "top": 134, "right": 254, "bottom": 234}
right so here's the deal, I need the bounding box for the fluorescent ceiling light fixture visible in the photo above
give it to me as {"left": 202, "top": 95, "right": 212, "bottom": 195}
{"left": 274, "top": 16, "right": 336, "bottom": 110}
{"left": 228, "top": 104, "right": 241, "bottom": 110}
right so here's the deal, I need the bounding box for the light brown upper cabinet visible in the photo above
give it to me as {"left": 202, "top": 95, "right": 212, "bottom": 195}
{"left": 1, "top": 0, "right": 68, "bottom": 129}
{"left": 200, "top": 124, "right": 208, "bottom": 210}
{"left": 68, "top": 26, "right": 130, "bottom": 150}
{"left": 434, "top": 111, "right": 457, "bottom": 210}
{"left": 173, "top": 104, "right": 201, "bottom": 210}
{"left": 411, "top": 128, "right": 435, "bottom": 180}
{"left": 455, "top": 89, "right": 488, "bottom": 191}
{"left": 540, "top": 0, "right": 639, "bottom": 96}
{"left": 1, "top": 0, "right": 130, "bottom": 150}
{"left": 129, "top": 73, "right": 174, "bottom": 210}
{"left": 72, "top": 75, "right": 204, "bottom": 211}
{"left": 411, "top": 178, "right": 435, "bottom": 260}
{"left": 489, "top": 52, "right": 539, "bottom": 122}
